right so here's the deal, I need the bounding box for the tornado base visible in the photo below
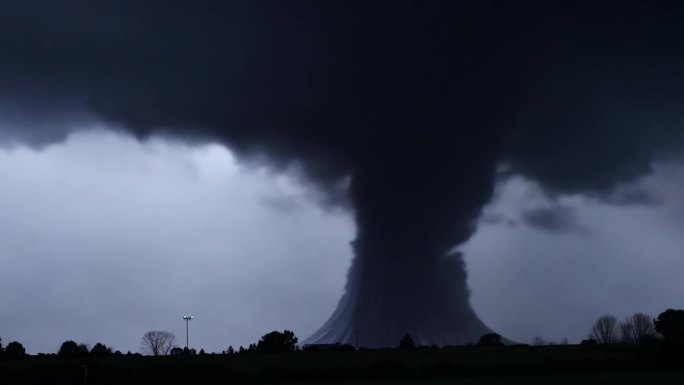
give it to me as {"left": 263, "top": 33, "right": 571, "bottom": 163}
{"left": 305, "top": 251, "right": 496, "bottom": 348}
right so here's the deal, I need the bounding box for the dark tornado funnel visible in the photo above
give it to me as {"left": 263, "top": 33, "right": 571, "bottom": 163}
{"left": 306, "top": 142, "right": 500, "bottom": 348}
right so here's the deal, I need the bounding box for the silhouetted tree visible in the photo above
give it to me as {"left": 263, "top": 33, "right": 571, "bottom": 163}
{"left": 399, "top": 333, "right": 415, "bottom": 349}
{"left": 141, "top": 331, "right": 177, "bottom": 356}
{"left": 620, "top": 313, "right": 656, "bottom": 344}
{"left": 654, "top": 309, "right": 684, "bottom": 345}
{"left": 170, "top": 347, "right": 184, "bottom": 356}
{"left": 58, "top": 340, "right": 80, "bottom": 357}
{"left": 591, "top": 315, "right": 619, "bottom": 344}
{"left": 632, "top": 313, "right": 656, "bottom": 342}
{"left": 619, "top": 318, "right": 637, "bottom": 344}
{"left": 477, "top": 333, "right": 503, "bottom": 346}
{"left": 4, "top": 341, "right": 26, "bottom": 358}
{"left": 256, "top": 330, "right": 298, "bottom": 353}
{"left": 90, "top": 342, "right": 113, "bottom": 357}
{"left": 226, "top": 346, "right": 234, "bottom": 355}
{"left": 77, "top": 343, "right": 89, "bottom": 355}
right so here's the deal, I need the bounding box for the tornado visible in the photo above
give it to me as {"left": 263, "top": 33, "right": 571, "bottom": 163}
{"left": 307, "top": 147, "right": 502, "bottom": 347}
{"left": 3, "top": 0, "right": 684, "bottom": 348}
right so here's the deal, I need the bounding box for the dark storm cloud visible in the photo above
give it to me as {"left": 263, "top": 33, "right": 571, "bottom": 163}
{"left": 603, "top": 185, "right": 661, "bottom": 206}
{"left": 522, "top": 205, "right": 585, "bottom": 234}
{"left": 3, "top": 0, "right": 684, "bottom": 346}
{"left": 481, "top": 213, "right": 517, "bottom": 227}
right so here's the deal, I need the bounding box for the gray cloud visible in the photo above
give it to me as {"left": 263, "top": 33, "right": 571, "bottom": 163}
{"left": 481, "top": 213, "right": 517, "bottom": 227}
{"left": 522, "top": 205, "right": 586, "bottom": 235}
{"left": 602, "top": 184, "right": 661, "bottom": 206}
{"left": 259, "top": 195, "right": 302, "bottom": 213}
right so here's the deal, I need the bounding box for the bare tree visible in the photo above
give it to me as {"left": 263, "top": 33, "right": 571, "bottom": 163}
{"left": 591, "top": 315, "right": 619, "bottom": 344}
{"left": 532, "top": 336, "right": 547, "bottom": 346}
{"left": 141, "top": 331, "right": 177, "bottom": 356}
{"left": 619, "top": 313, "right": 656, "bottom": 344}
{"left": 619, "top": 318, "right": 636, "bottom": 344}
{"left": 631, "top": 313, "right": 655, "bottom": 342}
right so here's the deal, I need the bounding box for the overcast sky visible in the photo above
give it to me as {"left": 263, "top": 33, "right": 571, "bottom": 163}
{"left": 1, "top": 128, "right": 683, "bottom": 353}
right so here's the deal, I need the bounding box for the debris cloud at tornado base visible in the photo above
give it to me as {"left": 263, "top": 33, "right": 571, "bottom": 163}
{"left": 2, "top": 1, "right": 684, "bottom": 347}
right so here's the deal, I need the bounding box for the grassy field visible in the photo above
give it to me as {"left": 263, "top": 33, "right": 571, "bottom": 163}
{"left": 1, "top": 345, "right": 683, "bottom": 384}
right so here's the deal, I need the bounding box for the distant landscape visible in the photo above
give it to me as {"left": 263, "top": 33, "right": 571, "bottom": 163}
{"left": 1, "top": 309, "right": 683, "bottom": 384}
{"left": 1, "top": 342, "right": 683, "bottom": 384}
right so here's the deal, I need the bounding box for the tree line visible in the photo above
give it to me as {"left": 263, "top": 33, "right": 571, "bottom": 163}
{"left": 1, "top": 308, "right": 683, "bottom": 359}
{"left": 584, "top": 309, "right": 684, "bottom": 346}
{"left": 0, "top": 329, "right": 299, "bottom": 360}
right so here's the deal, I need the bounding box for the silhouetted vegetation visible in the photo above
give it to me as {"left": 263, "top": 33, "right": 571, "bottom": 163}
{"left": 58, "top": 340, "right": 81, "bottom": 357}
{"left": 170, "top": 347, "right": 197, "bottom": 356}
{"left": 654, "top": 309, "right": 684, "bottom": 346}
{"left": 255, "top": 330, "right": 298, "bottom": 353}
{"left": 4, "top": 308, "right": 684, "bottom": 384}
{"left": 531, "top": 336, "right": 560, "bottom": 346}
{"left": 3, "top": 342, "right": 684, "bottom": 384}
{"left": 477, "top": 333, "right": 503, "bottom": 346}
{"left": 4, "top": 341, "right": 26, "bottom": 359}
{"left": 141, "top": 331, "right": 177, "bottom": 356}
{"left": 302, "top": 343, "right": 355, "bottom": 352}
{"left": 591, "top": 315, "right": 619, "bottom": 344}
{"left": 399, "top": 333, "right": 416, "bottom": 349}
{"left": 619, "top": 313, "right": 655, "bottom": 344}
{"left": 90, "top": 343, "right": 113, "bottom": 357}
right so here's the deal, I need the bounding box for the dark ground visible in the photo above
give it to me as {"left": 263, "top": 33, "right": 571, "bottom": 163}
{"left": 1, "top": 345, "right": 683, "bottom": 384}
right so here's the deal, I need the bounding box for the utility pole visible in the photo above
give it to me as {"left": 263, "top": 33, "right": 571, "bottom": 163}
{"left": 183, "top": 315, "right": 194, "bottom": 349}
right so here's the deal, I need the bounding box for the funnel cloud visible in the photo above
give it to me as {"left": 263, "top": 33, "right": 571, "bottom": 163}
{"left": 2, "top": 1, "right": 684, "bottom": 347}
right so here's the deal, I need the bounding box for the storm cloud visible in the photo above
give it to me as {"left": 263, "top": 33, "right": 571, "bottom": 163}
{"left": 2, "top": 1, "right": 684, "bottom": 347}
{"left": 522, "top": 205, "right": 585, "bottom": 234}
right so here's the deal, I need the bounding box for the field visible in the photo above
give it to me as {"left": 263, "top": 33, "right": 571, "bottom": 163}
{"left": 1, "top": 345, "right": 683, "bottom": 384}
